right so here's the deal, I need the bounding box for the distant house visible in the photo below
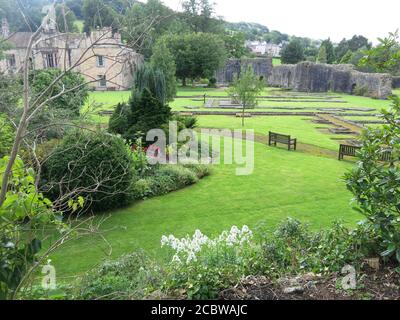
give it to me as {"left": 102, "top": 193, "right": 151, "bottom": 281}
{"left": 246, "top": 41, "right": 283, "bottom": 57}
{"left": 0, "top": 14, "right": 143, "bottom": 91}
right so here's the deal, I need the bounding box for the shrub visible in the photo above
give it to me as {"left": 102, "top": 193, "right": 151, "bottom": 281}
{"left": 30, "top": 69, "right": 88, "bottom": 116}
{"left": 256, "top": 218, "right": 379, "bottom": 275}
{"left": 108, "top": 103, "right": 131, "bottom": 135}
{"left": 0, "top": 114, "right": 14, "bottom": 157}
{"left": 77, "top": 251, "right": 163, "bottom": 300}
{"left": 41, "top": 130, "right": 134, "bottom": 213}
{"left": 345, "top": 95, "right": 400, "bottom": 264}
{"left": 130, "top": 164, "right": 205, "bottom": 200}
{"left": 155, "top": 165, "right": 198, "bottom": 187}
{"left": 208, "top": 77, "right": 217, "bottom": 88}
{"left": 72, "top": 219, "right": 378, "bottom": 300}
{"left": 161, "top": 226, "right": 256, "bottom": 299}
{"left": 121, "top": 89, "right": 171, "bottom": 143}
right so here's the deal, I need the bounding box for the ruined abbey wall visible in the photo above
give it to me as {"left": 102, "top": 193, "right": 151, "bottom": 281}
{"left": 393, "top": 76, "right": 400, "bottom": 89}
{"left": 268, "top": 62, "right": 392, "bottom": 99}
{"left": 217, "top": 58, "right": 273, "bottom": 84}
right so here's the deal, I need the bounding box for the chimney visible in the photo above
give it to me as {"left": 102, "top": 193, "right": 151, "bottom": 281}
{"left": 2, "top": 18, "right": 9, "bottom": 38}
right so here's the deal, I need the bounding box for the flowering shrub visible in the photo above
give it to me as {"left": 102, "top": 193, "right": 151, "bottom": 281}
{"left": 160, "top": 226, "right": 259, "bottom": 299}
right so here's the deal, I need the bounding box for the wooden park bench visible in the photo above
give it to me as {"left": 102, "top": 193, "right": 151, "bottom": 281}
{"left": 339, "top": 144, "right": 394, "bottom": 162}
{"left": 338, "top": 144, "right": 361, "bottom": 160}
{"left": 268, "top": 131, "right": 297, "bottom": 151}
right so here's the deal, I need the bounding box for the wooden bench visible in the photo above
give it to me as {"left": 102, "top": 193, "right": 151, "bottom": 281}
{"left": 268, "top": 131, "right": 297, "bottom": 151}
{"left": 339, "top": 144, "right": 394, "bottom": 162}
{"left": 338, "top": 144, "right": 361, "bottom": 160}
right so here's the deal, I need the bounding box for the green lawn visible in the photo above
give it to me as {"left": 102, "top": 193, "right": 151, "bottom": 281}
{"left": 197, "top": 115, "right": 350, "bottom": 150}
{"left": 87, "top": 87, "right": 392, "bottom": 116}
{"left": 52, "top": 86, "right": 394, "bottom": 278}
{"left": 51, "top": 139, "right": 359, "bottom": 278}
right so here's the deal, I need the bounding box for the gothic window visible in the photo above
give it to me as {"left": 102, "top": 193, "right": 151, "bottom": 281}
{"left": 6, "top": 54, "right": 16, "bottom": 69}
{"left": 44, "top": 52, "right": 58, "bottom": 68}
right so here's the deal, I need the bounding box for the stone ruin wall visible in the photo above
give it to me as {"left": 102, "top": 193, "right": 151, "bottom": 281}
{"left": 217, "top": 58, "right": 273, "bottom": 84}
{"left": 393, "top": 76, "right": 400, "bottom": 89}
{"left": 268, "top": 61, "right": 393, "bottom": 99}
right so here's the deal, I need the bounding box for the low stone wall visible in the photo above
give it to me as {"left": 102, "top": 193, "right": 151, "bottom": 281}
{"left": 217, "top": 58, "right": 273, "bottom": 84}
{"left": 393, "top": 76, "right": 400, "bottom": 89}
{"left": 268, "top": 62, "right": 392, "bottom": 99}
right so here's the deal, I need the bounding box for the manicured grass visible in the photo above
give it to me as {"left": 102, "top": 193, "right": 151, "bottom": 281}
{"left": 272, "top": 58, "right": 282, "bottom": 66}
{"left": 197, "top": 115, "right": 352, "bottom": 150}
{"left": 51, "top": 139, "right": 359, "bottom": 278}
{"left": 86, "top": 87, "right": 392, "bottom": 116}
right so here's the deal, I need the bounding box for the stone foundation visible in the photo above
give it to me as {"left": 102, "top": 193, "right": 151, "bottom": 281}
{"left": 268, "top": 62, "right": 392, "bottom": 99}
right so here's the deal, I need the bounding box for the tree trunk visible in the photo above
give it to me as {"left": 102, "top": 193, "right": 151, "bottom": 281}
{"left": 182, "top": 78, "right": 186, "bottom": 87}
{"left": 242, "top": 102, "right": 245, "bottom": 127}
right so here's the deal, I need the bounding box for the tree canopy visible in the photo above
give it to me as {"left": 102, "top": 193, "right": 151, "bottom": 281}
{"left": 281, "top": 39, "right": 305, "bottom": 64}
{"left": 163, "top": 33, "right": 227, "bottom": 85}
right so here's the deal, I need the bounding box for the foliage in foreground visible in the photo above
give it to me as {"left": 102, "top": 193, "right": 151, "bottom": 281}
{"left": 346, "top": 95, "right": 400, "bottom": 263}
{"left": 0, "top": 114, "right": 14, "bottom": 158}
{"left": 71, "top": 218, "right": 380, "bottom": 300}
{"left": 0, "top": 156, "right": 64, "bottom": 300}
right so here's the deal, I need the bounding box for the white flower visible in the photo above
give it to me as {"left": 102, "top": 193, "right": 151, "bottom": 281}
{"left": 172, "top": 254, "right": 182, "bottom": 264}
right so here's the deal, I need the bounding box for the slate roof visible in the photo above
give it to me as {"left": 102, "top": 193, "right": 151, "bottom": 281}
{"left": 8, "top": 32, "right": 34, "bottom": 48}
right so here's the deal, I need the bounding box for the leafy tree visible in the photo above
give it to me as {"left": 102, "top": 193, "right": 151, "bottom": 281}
{"left": 339, "top": 50, "right": 353, "bottom": 64}
{"left": 335, "top": 35, "right": 371, "bottom": 62}
{"left": 281, "top": 39, "right": 304, "bottom": 64}
{"left": 359, "top": 31, "right": 400, "bottom": 74}
{"left": 182, "top": 0, "right": 223, "bottom": 34}
{"left": 122, "top": 0, "right": 175, "bottom": 58}
{"left": 82, "top": 0, "right": 120, "bottom": 33}
{"left": 345, "top": 95, "right": 400, "bottom": 265}
{"left": 0, "top": 0, "right": 46, "bottom": 32}
{"left": 0, "top": 74, "right": 22, "bottom": 115}
{"left": 164, "top": 32, "right": 227, "bottom": 86}
{"left": 320, "top": 38, "right": 335, "bottom": 64}
{"left": 66, "top": 0, "right": 84, "bottom": 19}
{"left": 227, "top": 66, "right": 264, "bottom": 126}
{"left": 316, "top": 45, "right": 328, "bottom": 64}
{"left": 263, "top": 30, "right": 289, "bottom": 44}
{"left": 150, "top": 38, "right": 177, "bottom": 102}
{"left": 133, "top": 65, "right": 168, "bottom": 105}
{"left": 56, "top": 3, "right": 79, "bottom": 33}
{"left": 30, "top": 69, "right": 89, "bottom": 116}
{"left": 224, "top": 32, "right": 249, "bottom": 59}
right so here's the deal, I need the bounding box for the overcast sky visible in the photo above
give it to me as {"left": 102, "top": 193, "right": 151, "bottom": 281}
{"left": 160, "top": 0, "right": 400, "bottom": 43}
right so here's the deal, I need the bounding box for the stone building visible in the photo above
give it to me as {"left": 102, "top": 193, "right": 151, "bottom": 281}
{"left": 268, "top": 62, "right": 392, "bottom": 99}
{"left": 217, "top": 58, "right": 273, "bottom": 84}
{"left": 0, "top": 14, "right": 143, "bottom": 91}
